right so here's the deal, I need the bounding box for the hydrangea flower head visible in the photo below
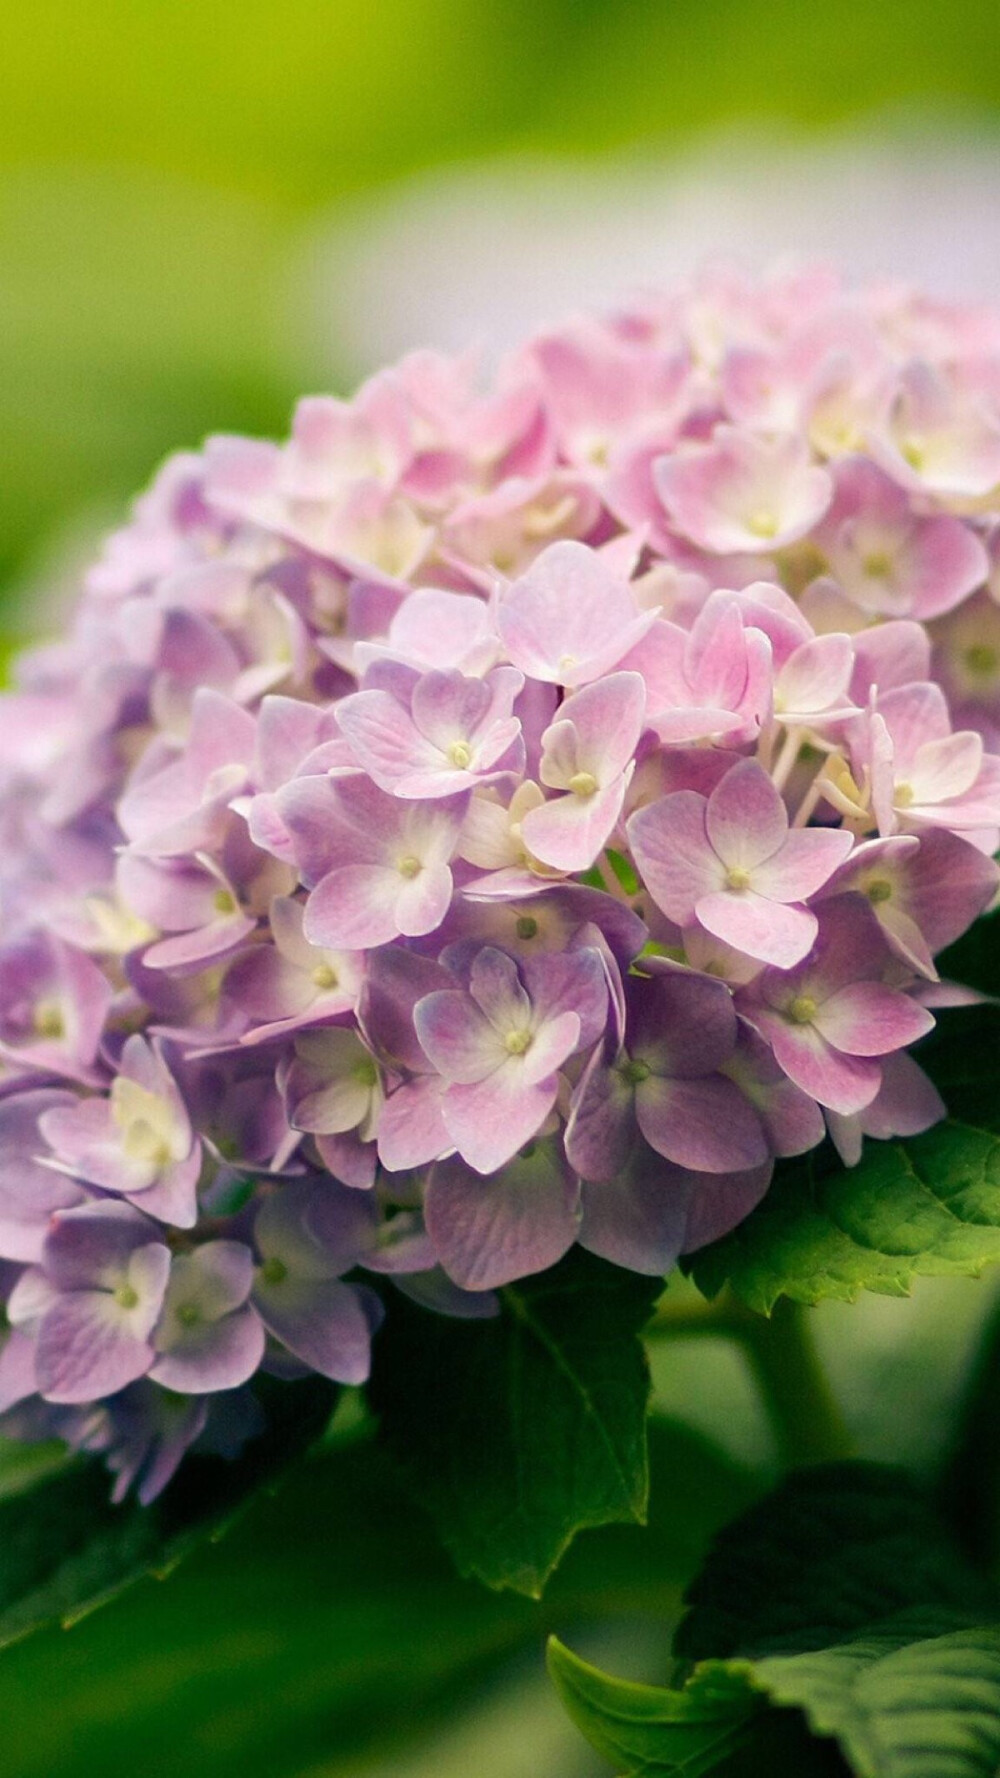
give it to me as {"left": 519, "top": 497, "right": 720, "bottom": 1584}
{"left": 3, "top": 264, "right": 1000, "bottom": 1497}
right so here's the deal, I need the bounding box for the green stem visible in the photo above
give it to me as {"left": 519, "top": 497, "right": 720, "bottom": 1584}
{"left": 740, "top": 1299, "right": 853, "bottom": 1469}
{"left": 647, "top": 1289, "right": 852, "bottom": 1470}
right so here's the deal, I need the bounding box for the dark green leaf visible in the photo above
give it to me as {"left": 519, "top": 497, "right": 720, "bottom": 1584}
{"left": 548, "top": 1638, "right": 847, "bottom": 1777}
{"left": 0, "top": 1417, "right": 754, "bottom": 1778}
{"left": 936, "top": 910, "right": 1000, "bottom": 1001}
{"left": 689, "top": 1117, "right": 1000, "bottom": 1314}
{"left": 552, "top": 1619, "right": 1000, "bottom": 1778}
{"left": 369, "top": 1249, "right": 661, "bottom": 1595}
{"left": 551, "top": 1464, "right": 1000, "bottom": 1778}
{"left": 675, "top": 1463, "right": 993, "bottom": 1662}
{"left": 0, "top": 1376, "right": 336, "bottom": 1653}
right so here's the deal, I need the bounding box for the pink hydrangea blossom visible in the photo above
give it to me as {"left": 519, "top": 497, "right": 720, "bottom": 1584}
{"left": 1, "top": 265, "right": 999, "bottom": 1500}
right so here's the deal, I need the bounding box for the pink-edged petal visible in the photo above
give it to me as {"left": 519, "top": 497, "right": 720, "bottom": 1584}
{"left": 635, "top": 1073, "right": 769, "bottom": 1173}
{"left": 910, "top": 731, "right": 983, "bottom": 804}
{"left": 425, "top": 1144, "right": 580, "bottom": 1290}
{"left": 725, "top": 1022, "right": 826, "bottom": 1157}
{"left": 128, "top": 1149, "right": 202, "bottom": 1229}
{"left": 650, "top": 705, "right": 749, "bottom": 744}
{"left": 440, "top": 1069, "right": 558, "bottom": 1174}
{"left": 143, "top": 913, "right": 256, "bottom": 975}
{"left": 813, "top": 982, "right": 935, "bottom": 1056}
{"left": 696, "top": 890, "right": 818, "bottom": 968}
{"left": 908, "top": 515, "right": 988, "bottom": 619}
{"left": 555, "top": 671, "right": 646, "bottom": 780}
{"left": 497, "top": 540, "right": 657, "bottom": 685}
{"left": 752, "top": 826, "right": 855, "bottom": 902}
{"left": 410, "top": 670, "right": 493, "bottom": 751}
{"left": 705, "top": 759, "right": 787, "bottom": 869}
{"left": 775, "top": 633, "right": 854, "bottom": 716}
{"left": 756, "top": 1012, "right": 882, "bottom": 1114}
{"left": 304, "top": 865, "right": 402, "bottom": 949}
{"left": 336, "top": 688, "right": 437, "bottom": 790}
{"left": 627, "top": 792, "right": 721, "bottom": 923}
{"left": 875, "top": 903, "right": 938, "bottom": 979}
{"left": 523, "top": 945, "right": 610, "bottom": 1050}
{"left": 904, "top": 828, "right": 999, "bottom": 951}
{"left": 467, "top": 946, "right": 531, "bottom": 1031}
{"left": 521, "top": 777, "right": 627, "bottom": 872}
{"left": 377, "top": 1076, "right": 451, "bottom": 1171}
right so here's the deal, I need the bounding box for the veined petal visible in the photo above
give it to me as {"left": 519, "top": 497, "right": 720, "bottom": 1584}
{"left": 635, "top": 1073, "right": 769, "bottom": 1173}
{"left": 756, "top": 1010, "right": 882, "bottom": 1114}
{"left": 414, "top": 989, "right": 507, "bottom": 1083}
{"left": 440, "top": 1069, "right": 559, "bottom": 1174}
{"left": 751, "top": 826, "right": 854, "bottom": 902}
{"left": 813, "top": 982, "right": 935, "bottom": 1056}
{"left": 521, "top": 777, "right": 627, "bottom": 872}
{"left": 628, "top": 791, "right": 721, "bottom": 923}
{"left": 425, "top": 1144, "right": 579, "bottom": 1290}
{"left": 696, "top": 890, "right": 818, "bottom": 968}
{"left": 705, "top": 759, "right": 787, "bottom": 869}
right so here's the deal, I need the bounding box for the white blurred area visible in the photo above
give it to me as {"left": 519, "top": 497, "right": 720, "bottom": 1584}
{"left": 298, "top": 118, "right": 1000, "bottom": 371}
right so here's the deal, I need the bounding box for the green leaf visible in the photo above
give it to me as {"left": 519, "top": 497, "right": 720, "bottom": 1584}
{"left": 751, "top": 1621, "right": 1000, "bottom": 1778}
{"left": 551, "top": 1620, "right": 1000, "bottom": 1778}
{"left": 675, "top": 1463, "right": 994, "bottom": 1663}
{"left": 689, "top": 1116, "right": 1000, "bottom": 1314}
{"left": 548, "top": 1638, "right": 844, "bottom": 1777}
{"left": 550, "top": 1464, "right": 1000, "bottom": 1778}
{"left": 0, "top": 1418, "right": 755, "bottom": 1778}
{"left": 0, "top": 1376, "right": 336, "bottom": 1652}
{"left": 369, "top": 1249, "right": 661, "bottom": 1595}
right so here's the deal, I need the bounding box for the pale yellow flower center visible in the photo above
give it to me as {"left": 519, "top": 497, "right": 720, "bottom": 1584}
{"left": 788, "top": 995, "right": 818, "bottom": 1025}
{"left": 32, "top": 998, "right": 65, "bottom": 1040}
{"left": 110, "top": 1077, "right": 179, "bottom": 1170}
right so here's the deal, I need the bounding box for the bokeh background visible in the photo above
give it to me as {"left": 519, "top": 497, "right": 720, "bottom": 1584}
{"left": 3, "top": 2, "right": 1000, "bottom": 1772}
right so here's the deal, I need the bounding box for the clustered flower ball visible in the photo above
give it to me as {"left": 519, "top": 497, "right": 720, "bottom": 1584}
{"left": 2, "top": 264, "right": 1000, "bottom": 1499}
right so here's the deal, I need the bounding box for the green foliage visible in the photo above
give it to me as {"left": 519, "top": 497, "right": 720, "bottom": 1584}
{"left": 550, "top": 1464, "right": 1000, "bottom": 1778}
{"left": 674, "top": 1463, "right": 993, "bottom": 1661}
{"left": 369, "top": 1249, "right": 661, "bottom": 1595}
{"left": 689, "top": 1122, "right": 1000, "bottom": 1313}
{"left": 0, "top": 1418, "right": 752, "bottom": 1778}
{"left": 0, "top": 1378, "right": 336, "bottom": 1653}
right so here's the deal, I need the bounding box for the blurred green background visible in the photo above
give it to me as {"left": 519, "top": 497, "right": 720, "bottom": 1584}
{"left": 4, "top": 0, "right": 1000, "bottom": 617}
{"left": 4, "top": 2, "right": 1000, "bottom": 1771}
